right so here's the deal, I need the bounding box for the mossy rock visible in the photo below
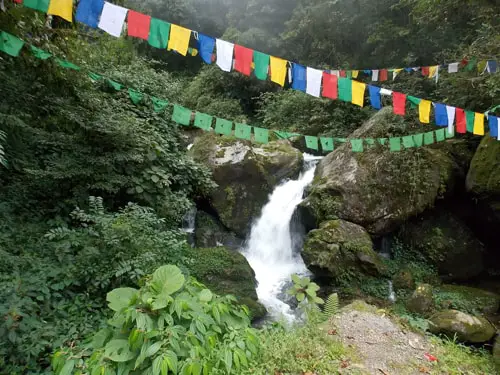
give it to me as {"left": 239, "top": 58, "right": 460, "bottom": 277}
{"left": 466, "top": 135, "right": 500, "bottom": 196}
{"left": 429, "top": 309, "right": 496, "bottom": 343}
{"left": 194, "top": 210, "right": 243, "bottom": 250}
{"left": 406, "top": 283, "right": 434, "bottom": 315}
{"left": 190, "top": 133, "right": 303, "bottom": 236}
{"left": 392, "top": 269, "right": 416, "bottom": 291}
{"left": 398, "top": 210, "right": 484, "bottom": 280}
{"left": 433, "top": 284, "right": 499, "bottom": 315}
{"left": 341, "top": 299, "right": 380, "bottom": 314}
{"left": 184, "top": 246, "right": 266, "bottom": 319}
{"left": 300, "top": 107, "right": 470, "bottom": 235}
{"left": 302, "top": 219, "right": 385, "bottom": 280}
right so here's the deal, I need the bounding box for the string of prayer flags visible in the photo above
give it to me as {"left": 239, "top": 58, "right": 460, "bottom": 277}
{"left": 235, "top": 123, "right": 252, "bottom": 140}
{"left": 253, "top": 51, "right": 270, "bottom": 81}
{"left": 98, "top": 2, "right": 128, "bottom": 37}
{"left": 148, "top": 18, "right": 170, "bottom": 49}
{"left": 47, "top": 0, "right": 73, "bottom": 22}
{"left": 167, "top": 24, "right": 191, "bottom": 56}
{"left": 270, "top": 56, "right": 287, "bottom": 86}
{"left": 76, "top": 0, "right": 104, "bottom": 28}
{"left": 215, "top": 118, "right": 233, "bottom": 135}
{"left": 338, "top": 77, "right": 352, "bottom": 102}
{"left": 322, "top": 72, "right": 338, "bottom": 100}
{"left": 0, "top": 31, "right": 24, "bottom": 57}
{"left": 152, "top": 96, "right": 169, "bottom": 113}
{"left": 254, "top": 127, "right": 269, "bottom": 144}
{"left": 233, "top": 45, "right": 253, "bottom": 76}
{"left": 172, "top": 105, "right": 192, "bottom": 126}
{"left": 305, "top": 136, "right": 319, "bottom": 151}
{"left": 351, "top": 81, "right": 366, "bottom": 107}
{"left": 292, "top": 63, "right": 306, "bottom": 92}
{"left": 320, "top": 137, "right": 334, "bottom": 152}
{"left": 393, "top": 92, "right": 407, "bottom": 115}
{"left": 23, "top": 0, "right": 49, "bottom": 13}
{"left": 473, "top": 113, "right": 485, "bottom": 135}
{"left": 351, "top": 139, "right": 364, "bottom": 152}
{"left": 194, "top": 112, "right": 213, "bottom": 130}
{"left": 128, "top": 88, "right": 143, "bottom": 105}
{"left": 197, "top": 34, "right": 215, "bottom": 64}
{"left": 30, "top": 45, "right": 52, "bottom": 59}
{"left": 215, "top": 39, "right": 234, "bottom": 72}
{"left": 127, "top": 10, "right": 151, "bottom": 40}
{"left": 306, "top": 67, "right": 322, "bottom": 97}
{"left": 419, "top": 100, "right": 432, "bottom": 124}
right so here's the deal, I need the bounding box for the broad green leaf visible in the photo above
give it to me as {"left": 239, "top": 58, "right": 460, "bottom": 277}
{"left": 90, "top": 328, "right": 112, "bottom": 349}
{"left": 191, "top": 361, "right": 202, "bottom": 375}
{"left": 106, "top": 287, "right": 138, "bottom": 312}
{"left": 291, "top": 274, "right": 301, "bottom": 284}
{"left": 145, "top": 341, "right": 162, "bottom": 358}
{"left": 151, "top": 175, "right": 160, "bottom": 183}
{"left": 297, "top": 292, "right": 305, "bottom": 302}
{"left": 104, "top": 339, "right": 135, "bottom": 362}
{"left": 152, "top": 265, "right": 185, "bottom": 295}
{"left": 152, "top": 356, "right": 162, "bottom": 375}
{"left": 314, "top": 297, "right": 325, "bottom": 304}
{"left": 199, "top": 289, "right": 212, "bottom": 302}
{"left": 59, "top": 359, "right": 75, "bottom": 375}
{"left": 224, "top": 349, "right": 232, "bottom": 373}
{"left": 164, "top": 351, "right": 178, "bottom": 374}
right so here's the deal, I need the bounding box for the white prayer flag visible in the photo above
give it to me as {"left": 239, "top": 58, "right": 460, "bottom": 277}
{"left": 331, "top": 70, "right": 340, "bottom": 77}
{"left": 380, "top": 88, "right": 393, "bottom": 96}
{"left": 306, "top": 67, "right": 322, "bottom": 97}
{"left": 448, "top": 62, "right": 459, "bottom": 73}
{"left": 215, "top": 39, "right": 234, "bottom": 72}
{"left": 446, "top": 105, "right": 456, "bottom": 136}
{"left": 98, "top": 2, "right": 128, "bottom": 38}
{"left": 372, "top": 69, "right": 379, "bottom": 81}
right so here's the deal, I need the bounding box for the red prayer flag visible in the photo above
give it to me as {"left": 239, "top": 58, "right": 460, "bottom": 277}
{"left": 460, "top": 58, "right": 468, "bottom": 67}
{"left": 127, "top": 11, "right": 151, "bottom": 40}
{"left": 340, "top": 70, "right": 346, "bottom": 77}
{"left": 456, "top": 108, "right": 466, "bottom": 133}
{"left": 379, "top": 69, "right": 388, "bottom": 81}
{"left": 421, "top": 66, "right": 429, "bottom": 76}
{"left": 13, "top": 0, "right": 22, "bottom": 3}
{"left": 234, "top": 45, "right": 253, "bottom": 76}
{"left": 322, "top": 72, "right": 338, "bottom": 100}
{"left": 392, "top": 92, "right": 407, "bottom": 115}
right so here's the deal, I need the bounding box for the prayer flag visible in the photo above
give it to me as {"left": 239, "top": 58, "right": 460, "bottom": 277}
{"left": 253, "top": 51, "right": 269, "bottom": 80}
{"left": 435, "top": 129, "right": 446, "bottom": 142}
{"left": 393, "top": 68, "right": 403, "bottom": 80}
{"left": 428, "top": 65, "right": 439, "bottom": 79}
{"left": 23, "top": 0, "right": 49, "bottom": 12}
{"left": 487, "top": 60, "right": 497, "bottom": 74}
{"left": 128, "top": 88, "right": 143, "bottom": 105}
{"left": 446, "top": 126, "right": 455, "bottom": 138}
{"left": 488, "top": 115, "right": 499, "bottom": 140}
{"left": 379, "top": 69, "right": 388, "bottom": 81}
{"left": 424, "top": 131, "right": 435, "bottom": 145}
{"left": 477, "top": 60, "right": 487, "bottom": 73}
{"left": 172, "top": 105, "right": 192, "bottom": 126}
{"left": 48, "top": 0, "right": 73, "bottom": 22}
{"left": 421, "top": 66, "right": 429, "bottom": 76}
{"left": 215, "top": 39, "right": 234, "bottom": 72}
{"left": 392, "top": 92, "right": 406, "bottom": 115}
{"left": 197, "top": 33, "right": 215, "bottom": 64}
{"left": 306, "top": 67, "right": 322, "bottom": 97}
{"left": 340, "top": 70, "right": 346, "bottom": 77}
{"left": 351, "top": 139, "right": 363, "bottom": 153}
{"left": 148, "top": 18, "right": 170, "bottom": 49}
{"left": 465, "top": 110, "right": 475, "bottom": 133}
{"left": 320, "top": 137, "right": 334, "bottom": 152}
{"left": 0, "top": 31, "right": 24, "bottom": 57}
{"left": 379, "top": 138, "right": 388, "bottom": 145}
{"left": 473, "top": 113, "right": 485, "bottom": 135}
{"left": 448, "top": 62, "right": 459, "bottom": 73}
{"left": 346, "top": 71, "right": 352, "bottom": 79}
{"left": 465, "top": 58, "right": 477, "bottom": 72}
{"left": 106, "top": 78, "right": 122, "bottom": 91}
{"left": 270, "top": 56, "right": 287, "bottom": 86}
{"left": 274, "top": 131, "right": 300, "bottom": 139}
{"left": 446, "top": 106, "right": 456, "bottom": 135}
{"left": 389, "top": 138, "right": 401, "bottom": 152}
{"left": 407, "top": 96, "right": 421, "bottom": 109}
{"left": 305, "top": 136, "right": 319, "bottom": 151}
{"left": 413, "top": 133, "right": 424, "bottom": 147}
{"left": 371, "top": 69, "right": 379, "bottom": 81}
{"left": 291, "top": 63, "right": 306, "bottom": 92}
{"left": 127, "top": 10, "right": 151, "bottom": 40}
{"left": 368, "top": 85, "right": 381, "bottom": 109}
{"left": 194, "top": 112, "right": 213, "bottom": 130}
{"left": 56, "top": 59, "right": 80, "bottom": 70}
{"left": 88, "top": 72, "right": 102, "bottom": 81}
{"left": 215, "top": 118, "right": 232, "bottom": 135}
{"left": 75, "top": 0, "right": 104, "bottom": 28}
{"left": 235, "top": 123, "right": 252, "bottom": 140}
{"left": 30, "top": 45, "right": 51, "bottom": 59}
{"left": 151, "top": 97, "right": 169, "bottom": 112}
{"left": 456, "top": 108, "right": 466, "bottom": 133}
{"left": 434, "top": 103, "right": 448, "bottom": 126}
{"left": 338, "top": 77, "right": 352, "bottom": 102}
{"left": 402, "top": 135, "right": 415, "bottom": 149}
{"left": 331, "top": 70, "right": 340, "bottom": 77}
{"left": 322, "top": 71, "right": 338, "bottom": 100}
{"left": 352, "top": 70, "right": 359, "bottom": 78}
{"left": 351, "top": 80, "right": 366, "bottom": 107}
{"left": 98, "top": 2, "right": 128, "bottom": 37}
{"left": 168, "top": 24, "right": 191, "bottom": 56}
{"left": 365, "top": 138, "right": 375, "bottom": 147}
{"left": 234, "top": 45, "right": 253, "bottom": 76}
{"left": 336, "top": 138, "right": 347, "bottom": 144}
{"left": 254, "top": 127, "right": 269, "bottom": 144}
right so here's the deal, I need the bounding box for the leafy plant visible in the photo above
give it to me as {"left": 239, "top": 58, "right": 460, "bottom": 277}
{"left": 323, "top": 293, "right": 340, "bottom": 320}
{"left": 287, "top": 274, "right": 324, "bottom": 306}
{"left": 53, "top": 265, "right": 260, "bottom": 375}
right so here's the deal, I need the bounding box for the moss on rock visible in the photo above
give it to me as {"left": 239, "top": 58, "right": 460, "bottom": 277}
{"left": 429, "top": 309, "right": 496, "bottom": 343}
{"left": 466, "top": 135, "right": 500, "bottom": 196}
{"left": 433, "top": 284, "right": 499, "bottom": 315}
{"left": 406, "top": 283, "right": 434, "bottom": 315}
{"left": 194, "top": 210, "right": 243, "bottom": 250}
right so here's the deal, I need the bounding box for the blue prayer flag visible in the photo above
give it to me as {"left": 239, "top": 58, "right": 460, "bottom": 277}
{"left": 404, "top": 68, "right": 413, "bottom": 72}
{"left": 75, "top": 0, "right": 105, "bottom": 28}
{"left": 489, "top": 115, "right": 498, "bottom": 138}
{"left": 291, "top": 63, "right": 306, "bottom": 92}
{"left": 368, "top": 85, "right": 381, "bottom": 110}
{"left": 487, "top": 60, "right": 497, "bottom": 73}
{"left": 434, "top": 103, "right": 448, "bottom": 127}
{"left": 197, "top": 34, "right": 215, "bottom": 64}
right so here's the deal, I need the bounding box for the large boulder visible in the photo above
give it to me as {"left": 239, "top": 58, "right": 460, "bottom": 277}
{"left": 398, "top": 210, "right": 484, "bottom": 280}
{"left": 194, "top": 210, "right": 243, "bottom": 250}
{"left": 406, "top": 284, "right": 434, "bottom": 315}
{"left": 298, "top": 107, "right": 472, "bottom": 235}
{"left": 429, "top": 310, "right": 496, "bottom": 343}
{"left": 190, "top": 133, "right": 303, "bottom": 236}
{"left": 433, "top": 284, "right": 499, "bottom": 315}
{"left": 184, "top": 246, "right": 266, "bottom": 319}
{"left": 302, "top": 219, "right": 385, "bottom": 280}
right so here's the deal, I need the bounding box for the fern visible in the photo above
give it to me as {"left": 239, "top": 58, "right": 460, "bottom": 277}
{"left": 323, "top": 293, "right": 339, "bottom": 319}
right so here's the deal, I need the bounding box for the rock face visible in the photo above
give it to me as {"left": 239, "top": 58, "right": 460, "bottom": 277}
{"left": 429, "top": 310, "right": 496, "bottom": 343}
{"left": 406, "top": 284, "right": 434, "bottom": 315}
{"left": 298, "top": 107, "right": 471, "bottom": 235}
{"left": 190, "top": 133, "right": 303, "bottom": 236}
{"left": 398, "top": 211, "right": 484, "bottom": 280}
{"left": 302, "top": 219, "right": 385, "bottom": 280}
{"left": 434, "top": 284, "right": 500, "bottom": 314}
{"left": 184, "top": 246, "right": 266, "bottom": 319}
{"left": 194, "top": 210, "right": 243, "bottom": 250}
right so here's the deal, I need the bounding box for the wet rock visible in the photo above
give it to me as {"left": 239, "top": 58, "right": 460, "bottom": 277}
{"left": 407, "top": 284, "right": 434, "bottom": 315}
{"left": 429, "top": 309, "right": 496, "bottom": 343}
{"left": 392, "top": 269, "right": 416, "bottom": 291}
{"left": 194, "top": 210, "right": 243, "bottom": 250}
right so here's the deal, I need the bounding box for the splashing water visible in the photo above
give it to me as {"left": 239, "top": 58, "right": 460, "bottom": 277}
{"left": 242, "top": 154, "right": 321, "bottom": 321}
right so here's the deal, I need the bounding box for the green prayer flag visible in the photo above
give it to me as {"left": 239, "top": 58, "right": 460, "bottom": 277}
{"left": 254, "top": 127, "right": 269, "bottom": 144}
{"left": 446, "top": 127, "right": 455, "bottom": 139}
{"left": 148, "top": 18, "right": 171, "bottom": 49}
{"left": 215, "top": 118, "right": 233, "bottom": 135}
{"left": 23, "top": 0, "right": 49, "bottom": 12}
{"left": 336, "top": 138, "right": 347, "bottom": 143}
{"left": 423, "top": 131, "right": 435, "bottom": 145}
{"left": 320, "top": 137, "right": 334, "bottom": 152}
{"left": 128, "top": 88, "right": 143, "bottom": 105}
{"left": 346, "top": 71, "right": 352, "bottom": 79}
{"left": 0, "top": 31, "right": 24, "bottom": 57}
{"left": 465, "top": 57, "right": 477, "bottom": 72}
{"left": 402, "top": 135, "right": 415, "bottom": 149}
{"left": 152, "top": 96, "right": 169, "bottom": 113}
{"left": 305, "top": 136, "right": 319, "bottom": 151}
{"left": 465, "top": 110, "right": 475, "bottom": 133}
{"left": 389, "top": 137, "right": 401, "bottom": 152}
{"left": 379, "top": 138, "right": 388, "bottom": 145}
{"left": 407, "top": 96, "right": 421, "bottom": 109}
{"left": 253, "top": 51, "right": 270, "bottom": 80}
{"left": 364, "top": 138, "right": 375, "bottom": 147}
{"left": 350, "top": 139, "right": 363, "bottom": 153}
{"left": 413, "top": 133, "right": 424, "bottom": 147}
{"left": 56, "top": 59, "right": 80, "bottom": 70}
{"left": 338, "top": 78, "right": 352, "bottom": 102}
{"left": 88, "top": 72, "right": 102, "bottom": 81}
{"left": 435, "top": 129, "right": 446, "bottom": 142}
{"left": 235, "top": 123, "right": 252, "bottom": 140}
{"left": 106, "top": 79, "right": 122, "bottom": 91}
{"left": 172, "top": 105, "right": 192, "bottom": 126}
{"left": 274, "top": 130, "right": 300, "bottom": 139}
{"left": 30, "top": 45, "right": 51, "bottom": 60}
{"left": 194, "top": 112, "right": 213, "bottom": 130}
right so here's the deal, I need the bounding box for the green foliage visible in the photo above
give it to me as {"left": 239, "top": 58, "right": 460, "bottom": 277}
{"left": 323, "top": 293, "right": 340, "bottom": 320}
{"left": 287, "top": 274, "right": 324, "bottom": 306}
{"left": 53, "top": 265, "right": 260, "bottom": 375}
{"left": 0, "top": 129, "right": 6, "bottom": 167}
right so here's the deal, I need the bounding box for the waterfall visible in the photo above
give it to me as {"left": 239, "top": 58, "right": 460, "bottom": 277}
{"left": 181, "top": 206, "right": 197, "bottom": 247}
{"left": 242, "top": 154, "right": 322, "bottom": 321}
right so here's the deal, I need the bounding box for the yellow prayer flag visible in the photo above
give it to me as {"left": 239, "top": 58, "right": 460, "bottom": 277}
{"left": 477, "top": 60, "right": 487, "bottom": 73}
{"left": 428, "top": 65, "right": 438, "bottom": 78}
{"left": 269, "top": 56, "right": 287, "bottom": 86}
{"left": 419, "top": 100, "right": 431, "bottom": 123}
{"left": 352, "top": 70, "right": 359, "bottom": 78}
{"left": 351, "top": 80, "right": 366, "bottom": 107}
{"left": 167, "top": 24, "right": 191, "bottom": 56}
{"left": 473, "top": 113, "right": 485, "bottom": 135}
{"left": 47, "top": 0, "right": 73, "bottom": 22}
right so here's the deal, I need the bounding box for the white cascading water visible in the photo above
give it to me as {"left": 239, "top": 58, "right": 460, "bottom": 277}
{"left": 242, "top": 154, "right": 322, "bottom": 321}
